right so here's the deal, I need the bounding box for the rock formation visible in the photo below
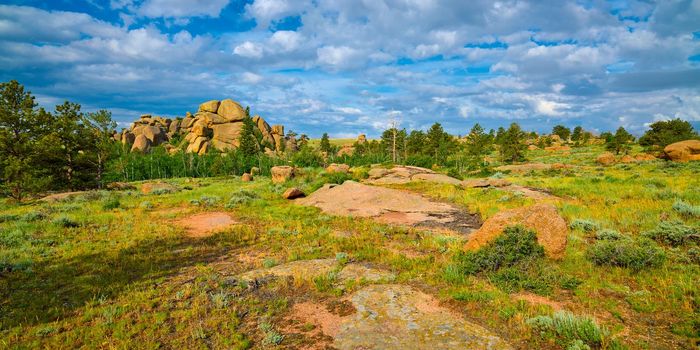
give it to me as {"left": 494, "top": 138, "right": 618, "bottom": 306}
{"left": 664, "top": 140, "right": 700, "bottom": 162}
{"left": 117, "top": 99, "right": 284, "bottom": 155}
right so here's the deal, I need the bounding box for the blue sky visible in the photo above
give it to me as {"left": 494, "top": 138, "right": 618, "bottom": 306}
{"left": 1, "top": 0, "right": 699, "bottom": 137}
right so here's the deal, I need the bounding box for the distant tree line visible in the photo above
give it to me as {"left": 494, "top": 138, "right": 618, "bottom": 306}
{"left": 1, "top": 80, "right": 697, "bottom": 200}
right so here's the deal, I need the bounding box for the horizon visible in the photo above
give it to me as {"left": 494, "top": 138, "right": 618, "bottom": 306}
{"left": 1, "top": 1, "right": 699, "bottom": 138}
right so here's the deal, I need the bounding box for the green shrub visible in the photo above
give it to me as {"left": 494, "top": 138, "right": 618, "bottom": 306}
{"left": 687, "top": 247, "right": 700, "bottom": 264}
{"left": 0, "top": 214, "right": 20, "bottom": 223}
{"left": 642, "top": 220, "right": 698, "bottom": 246}
{"left": 672, "top": 200, "right": 700, "bottom": 218}
{"left": 570, "top": 219, "right": 600, "bottom": 233}
{"left": 308, "top": 172, "right": 353, "bottom": 192}
{"left": 194, "top": 195, "right": 220, "bottom": 207}
{"left": 595, "top": 229, "right": 628, "bottom": 241}
{"left": 225, "top": 190, "right": 258, "bottom": 208}
{"left": 452, "top": 225, "right": 545, "bottom": 275}
{"left": 101, "top": 196, "right": 121, "bottom": 210}
{"left": 139, "top": 201, "right": 153, "bottom": 210}
{"left": 526, "top": 311, "right": 611, "bottom": 348}
{"left": 52, "top": 215, "right": 80, "bottom": 228}
{"left": 21, "top": 211, "right": 47, "bottom": 222}
{"left": 587, "top": 238, "right": 665, "bottom": 271}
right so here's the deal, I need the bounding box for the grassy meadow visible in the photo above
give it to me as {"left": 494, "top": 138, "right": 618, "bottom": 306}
{"left": 0, "top": 144, "right": 698, "bottom": 349}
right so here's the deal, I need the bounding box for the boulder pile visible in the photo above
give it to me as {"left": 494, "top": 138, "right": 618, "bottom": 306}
{"left": 116, "top": 99, "right": 285, "bottom": 154}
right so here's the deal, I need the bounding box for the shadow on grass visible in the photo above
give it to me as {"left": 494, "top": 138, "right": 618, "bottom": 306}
{"left": 0, "top": 233, "right": 248, "bottom": 330}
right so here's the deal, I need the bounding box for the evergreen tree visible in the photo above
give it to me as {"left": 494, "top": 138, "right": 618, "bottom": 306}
{"left": 638, "top": 118, "right": 698, "bottom": 148}
{"left": 499, "top": 123, "right": 527, "bottom": 163}
{"left": 0, "top": 80, "right": 49, "bottom": 200}
{"left": 606, "top": 127, "right": 634, "bottom": 155}
{"left": 571, "top": 126, "right": 583, "bottom": 144}
{"left": 425, "top": 122, "right": 454, "bottom": 164}
{"left": 319, "top": 132, "right": 332, "bottom": 153}
{"left": 495, "top": 126, "right": 506, "bottom": 145}
{"left": 238, "top": 116, "right": 259, "bottom": 157}
{"left": 465, "top": 123, "right": 492, "bottom": 158}
{"left": 85, "top": 110, "right": 116, "bottom": 188}
{"left": 552, "top": 125, "right": 571, "bottom": 141}
{"left": 298, "top": 134, "right": 309, "bottom": 148}
{"left": 406, "top": 130, "right": 426, "bottom": 156}
{"left": 380, "top": 127, "right": 406, "bottom": 163}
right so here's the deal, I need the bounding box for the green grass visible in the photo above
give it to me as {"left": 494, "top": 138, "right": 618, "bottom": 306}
{"left": 0, "top": 144, "right": 698, "bottom": 349}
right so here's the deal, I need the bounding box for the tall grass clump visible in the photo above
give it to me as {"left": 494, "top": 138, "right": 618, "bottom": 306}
{"left": 526, "top": 311, "right": 621, "bottom": 349}
{"left": 101, "top": 196, "right": 121, "bottom": 210}
{"left": 225, "top": 189, "right": 258, "bottom": 208}
{"left": 672, "top": 200, "right": 700, "bottom": 218}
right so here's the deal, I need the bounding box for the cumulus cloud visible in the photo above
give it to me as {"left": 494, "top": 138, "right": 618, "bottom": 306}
{"left": 1, "top": 1, "right": 699, "bottom": 137}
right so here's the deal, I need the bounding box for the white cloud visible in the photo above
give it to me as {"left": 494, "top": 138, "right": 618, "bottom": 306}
{"left": 269, "top": 30, "right": 302, "bottom": 52}
{"left": 137, "top": 0, "right": 230, "bottom": 19}
{"left": 241, "top": 72, "right": 263, "bottom": 84}
{"left": 317, "top": 46, "right": 362, "bottom": 68}
{"left": 234, "top": 41, "right": 264, "bottom": 58}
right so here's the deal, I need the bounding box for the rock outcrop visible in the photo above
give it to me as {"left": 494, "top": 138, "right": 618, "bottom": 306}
{"left": 465, "top": 204, "right": 568, "bottom": 259}
{"left": 117, "top": 99, "right": 284, "bottom": 155}
{"left": 596, "top": 152, "right": 616, "bottom": 166}
{"left": 664, "top": 140, "right": 700, "bottom": 162}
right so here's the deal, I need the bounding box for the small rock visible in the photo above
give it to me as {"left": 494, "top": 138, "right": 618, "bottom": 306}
{"left": 461, "top": 178, "right": 511, "bottom": 188}
{"left": 241, "top": 173, "right": 253, "bottom": 182}
{"left": 620, "top": 155, "right": 637, "bottom": 163}
{"left": 271, "top": 166, "right": 295, "bottom": 183}
{"left": 596, "top": 152, "right": 616, "bottom": 166}
{"left": 283, "top": 187, "right": 305, "bottom": 199}
{"left": 326, "top": 163, "right": 351, "bottom": 174}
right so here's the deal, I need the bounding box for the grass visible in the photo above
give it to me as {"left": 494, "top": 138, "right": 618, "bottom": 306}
{"left": 0, "top": 144, "right": 698, "bottom": 349}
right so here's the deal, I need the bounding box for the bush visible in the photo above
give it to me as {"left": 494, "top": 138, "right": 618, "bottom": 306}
{"left": 21, "top": 211, "right": 47, "bottom": 222}
{"left": 587, "top": 238, "right": 665, "bottom": 271}
{"left": 192, "top": 195, "right": 220, "bottom": 207}
{"left": 451, "top": 226, "right": 544, "bottom": 275}
{"left": 225, "top": 189, "right": 258, "bottom": 208}
{"left": 101, "top": 196, "right": 121, "bottom": 210}
{"left": 308, "top": 172, "right": 353, "bottom": 192}
{"left": 672, "top": 200, "right": 700, "bottom": 218}
{"left": 570, "top": 219, "right": 600, "bottom": 233}
{"left": 52, "top": 215, "right": 80, "bottom": 228}
{"left": 526, "top": 311, "right": 613, "bottom": 348}
{"left": 642, "top": 220, "right": 698, "bottom": 246}
{"left": 139, "top": 201, "right": 153, "bottom": 210}
{"left": 0, "top": 214, "right": 20, "bottom": 223}
{"left": 595, "top": 229, "right": 628, "bottom": 241}
{"left": 688, "top": 247, "right": 700, "bottom": 264}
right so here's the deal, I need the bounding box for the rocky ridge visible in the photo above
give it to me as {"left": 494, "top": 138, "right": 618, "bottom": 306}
{"left": 114, "top": 99, "right": 286, "bottom": 154}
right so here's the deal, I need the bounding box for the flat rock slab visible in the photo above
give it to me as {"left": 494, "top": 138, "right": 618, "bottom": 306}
{"left": 334, "top": 284, "right": 510, "bottom": 350}
{"left": 39, "top": 191, "right": 89, "bottom": 202}
{"left": 296, "top": 181, "right": 480, "bottom": 234}
{"left": 238, "top": 259, "right": 395, "bottom": 284}
{"left": 364, "top": 166, "right": 461, "bottom": 186}
{"left": 174, "top": 211, "right": 237, "bottom": 238}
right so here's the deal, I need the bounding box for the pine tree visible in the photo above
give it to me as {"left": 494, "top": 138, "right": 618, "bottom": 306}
{"left": 406, "top": 130, "right": 426, "bottom": 156}
{"left": 499, "top": 123, "right": 527, "bottom": 163}
{"left": 85, "top": 110, "right": 117, "bottom": 188}
{"left": 552, "top": 125, "right": 571, "bottom": 141}
{"left": 465, "top": 123, "right": 492, "bottom": 158}
{"left": 238, "top": 116, "right": 259, "bottom": 156}
{"left": 638, "top": 118, "right": 698, "bottom": 148}
{"left": 425, "top": 122, "right": 454, "bottom": 164}
{"left": 0, "top": 80, "right": 48, "bottom": 200}
{"left": 606, "top": 127, "right": 634, "bottom": 155}
{"left": 571, "top": 126, "right": 583, "bottom": 144}
{"left": 320, "top": 133, "right": 332, "bottom": 153}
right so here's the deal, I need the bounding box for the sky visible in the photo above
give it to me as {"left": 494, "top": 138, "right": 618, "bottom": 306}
{"left": 0, "top": 0, "right": 699, "bottom": 137}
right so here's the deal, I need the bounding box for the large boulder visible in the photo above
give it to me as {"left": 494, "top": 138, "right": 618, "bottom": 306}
{"left": 180, "top": 116, "right": 195, "bottom": 129}
{"left": 217, "top": 99, "right": 246, "bottom": 122}
{"left": 664, "top": 140, "right": 700, "bottom": 162}
{"left": 253, "top": 115, "right": 275, "bottom": 146}
{"left": 198, "top": 100, "right": 220, "bottom": 113}
{"left": 634, "top": 153, "right": 657, "bottom": 162}
{"left": 191, "top": 120, "right": 211, "bottom": 137}
{"left": 271, "top": 166, "right": 295, "bottom": 183}
{"left": 121, "top": 131, "right": 135, "bottom": 145}
{"left": 465, "top": 204, "right": 568, "bottom": 259}
{"left": 326, "top": 163, "right": 351, "bottom": 174}
{"left": 186, "top": 136, "right": 209, "bottom": 155}
{"left": 282, "top": 187, "right": 305, "bottom": 199}
{"left": 168, "top": 119, "right": 180, "bottom": 134}
{"left": 596, "top": 152, "right": 616, "bottom": 166}
{"left": 198, "top": 111, "right": 228, "bottom": 125}
{"left": 141, "top": 125, "right": 167, "bottom": 145}
{"left": 131, "top": 134, "right": 151, "bottom": 153}
{"left": 211, "top": 122, "right": 243, "bottom": 145}
{"left": 620, "top": 155, "right": 637, "bottom": 163}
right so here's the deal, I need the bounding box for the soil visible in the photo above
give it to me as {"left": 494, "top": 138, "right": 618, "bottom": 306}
{"left": 173, "top": 211, "right": 238, "bottom": 237}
